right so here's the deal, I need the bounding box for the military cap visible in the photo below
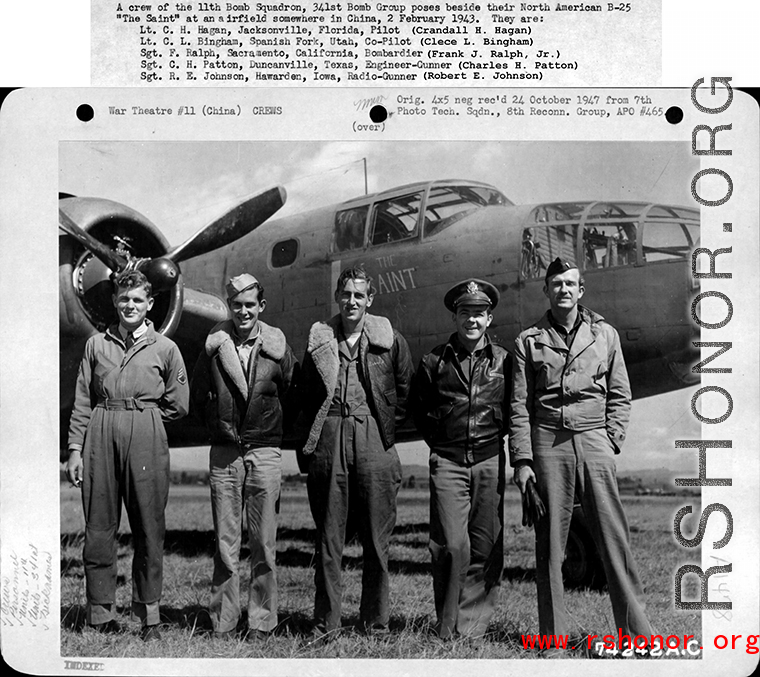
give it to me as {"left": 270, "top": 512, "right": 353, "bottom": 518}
{"left": 444, "top": 278, "right": 499, "bottom": 312}
{"left": 544, "top": 257, "right": 578, "bottom": 282}
{"left": 226, "top": 273, "right": 259, "bottom": 300}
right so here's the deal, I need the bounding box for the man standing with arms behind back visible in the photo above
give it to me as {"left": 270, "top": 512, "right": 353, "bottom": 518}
{"left": 510, "top": 258, "right": 652, "bottom": 651}
{"left": 191, "top": 273, "right": 297, "bottom": 640}
{"left": 297, "top": 266, "right": 413, "bottom": 641}
{"left": 412, "top": 279, "right": 511, "bottom": 641}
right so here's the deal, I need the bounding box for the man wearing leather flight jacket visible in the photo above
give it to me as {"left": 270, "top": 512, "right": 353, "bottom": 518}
{"left": 412, "top": 278, "right": 511, "bottom": 641}
{"left": 191, "top": 273, "right": 297, "bottom": 640}
{"left": 296, "top": 266, "right": 413, "bottom": 640}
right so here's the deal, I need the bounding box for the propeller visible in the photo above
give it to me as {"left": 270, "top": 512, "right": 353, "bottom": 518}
{"left": 59, "top": 185, "right": 287, "bottom": 292}
{"left": 58, "top": 207, "right": 128, "bottom": 272}
{"left": 165, "top": 186, "right": 287, "bottom": 263}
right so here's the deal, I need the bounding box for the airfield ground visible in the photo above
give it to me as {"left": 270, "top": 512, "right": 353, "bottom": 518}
{"left": 60, "top": 481, "right": 701, "bottom": 659}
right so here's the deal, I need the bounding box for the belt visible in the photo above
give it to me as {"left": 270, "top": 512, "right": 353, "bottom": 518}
{"left": 327, "top": 402, "right": 372, "bottom": 418}
{"left": 96, "top": 398, "right": 158, "bottom": 411}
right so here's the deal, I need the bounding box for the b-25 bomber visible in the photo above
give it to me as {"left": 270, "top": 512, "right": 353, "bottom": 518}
{"left": 59, "top": 177, "right": 701, "bottom": 587}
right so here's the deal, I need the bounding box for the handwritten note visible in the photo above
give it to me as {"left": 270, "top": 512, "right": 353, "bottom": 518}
{"left": 1, "top": 545, "right": 53, "bottom": 630}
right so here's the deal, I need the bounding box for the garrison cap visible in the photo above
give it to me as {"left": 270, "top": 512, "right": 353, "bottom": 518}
{"left": 545, "top": 257, "right": 578, "bottom": 282}
{"left": 226, "top": 273, "right": 259, "bottom": 300}
{"left": 444, "top": 278, "right": 499, "bottom": 312}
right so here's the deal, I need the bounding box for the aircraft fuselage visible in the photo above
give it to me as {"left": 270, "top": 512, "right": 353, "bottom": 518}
{"left": 179, "top": 180, "right": 700, "bottom": 400}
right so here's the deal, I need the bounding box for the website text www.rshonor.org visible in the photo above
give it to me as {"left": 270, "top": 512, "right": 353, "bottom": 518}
{"left": 520, "top": 630, "right": 760, "bottom": 657}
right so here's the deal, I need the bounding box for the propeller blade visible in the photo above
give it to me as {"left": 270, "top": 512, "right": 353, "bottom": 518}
{"left": 166, "top": 186, "right": 287, "bottom": 264}
{"left": 58, "top": 208, "right": 127, "bottom": 272}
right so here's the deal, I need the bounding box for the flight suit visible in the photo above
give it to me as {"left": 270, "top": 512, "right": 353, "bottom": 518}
{"left": 298, "top": 314, "right": 413, "bottom": 633}
{"left": 510, "top": 306, "right": 651, "bottom": 639}
{"left": 307, "top": 337, "right": 401, "bottom": 632}
{"left": 68, "top": 321, "right": 189, "bottom": 626}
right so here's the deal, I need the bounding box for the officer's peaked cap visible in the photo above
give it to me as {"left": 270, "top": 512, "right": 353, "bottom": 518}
{"left": 444, "top": 278, "right": 499, "bottom": 312}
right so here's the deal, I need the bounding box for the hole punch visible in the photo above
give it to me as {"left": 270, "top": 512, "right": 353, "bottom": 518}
{"left": 369, "top": 105, "right": 388, "bottom": 123}
{"left": 77, "top": 104, "right": 94, "bottom": 122}
{"left": 665, "top": 106, "right": 683, "bottom": 125}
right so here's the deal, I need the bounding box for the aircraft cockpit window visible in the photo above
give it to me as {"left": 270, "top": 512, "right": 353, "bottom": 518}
{"left": 370, "top": 192, "right": 422, "bottom": 245}
{"left": 641, "top": 221, "right": 695, "bottom": 263}
{"left": 582, "top": 223, "right": 637, "bottom": 269}
{"left": 531, "top": 204, "right": 578, "bottom": 223}
{"left": 271, "top": 238, "right": 299, "bottom": 268}
{"left": 423, "top": 185, "right": 507, "bottom": 237}
{"left": 520, "top": 224, "right": 577, "bottom": 279}
{"left": 587, "top": 202, "right": 643, "bottom": 219}
{"left": 333, "top": 206, "right": 368, "bottom": 252}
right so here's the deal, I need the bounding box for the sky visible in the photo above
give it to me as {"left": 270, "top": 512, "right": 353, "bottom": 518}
{"left": 60, "top": 140, "right": 702, "bottom": 476}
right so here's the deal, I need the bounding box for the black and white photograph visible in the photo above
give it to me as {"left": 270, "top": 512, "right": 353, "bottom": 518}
{"left": 0, "top": 87, "right": 758, "bottom": 676}
{"left": 56, "top": 137, "right": 701, "bottom": 657}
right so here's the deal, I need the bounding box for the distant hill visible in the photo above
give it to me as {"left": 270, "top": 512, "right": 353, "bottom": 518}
{"left": 62, "top": 459, "right": 698, "bottom": 496}
{"left": 618, "top": 467, "right": 700, "bottom": 497}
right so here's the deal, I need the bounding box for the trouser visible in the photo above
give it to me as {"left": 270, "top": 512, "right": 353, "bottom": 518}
{"left": 532, "top": 425, "right": 652, "bottom": 638}
{"left": 306, "top": 415, "right": 402, "bottom": 632}
{"left": 429, "top": 452, "right": 504, "bottom": 639}
{"left": 81, "top": 407, "right": 169, "bottom": 626}
{"left": 208, "top": 444, "right": 281, "bottom": 633}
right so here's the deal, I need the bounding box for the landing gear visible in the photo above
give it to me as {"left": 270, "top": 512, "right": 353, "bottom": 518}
{"left": 563, "top": 506, "right": 607, "bottom": 590}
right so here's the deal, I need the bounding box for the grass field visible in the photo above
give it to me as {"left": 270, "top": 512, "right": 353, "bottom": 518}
{"left": 60, "top": 481, "right": 701, "bottom": 659}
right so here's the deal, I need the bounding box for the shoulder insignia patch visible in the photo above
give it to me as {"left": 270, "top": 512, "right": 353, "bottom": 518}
{"left": 177, "top": 368, "right": 187, "bottom": 385}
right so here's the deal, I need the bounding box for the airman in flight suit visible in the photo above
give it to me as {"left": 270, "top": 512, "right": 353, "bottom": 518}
{"left": 66, "top": 270, "right": 189, "bottom": 641}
